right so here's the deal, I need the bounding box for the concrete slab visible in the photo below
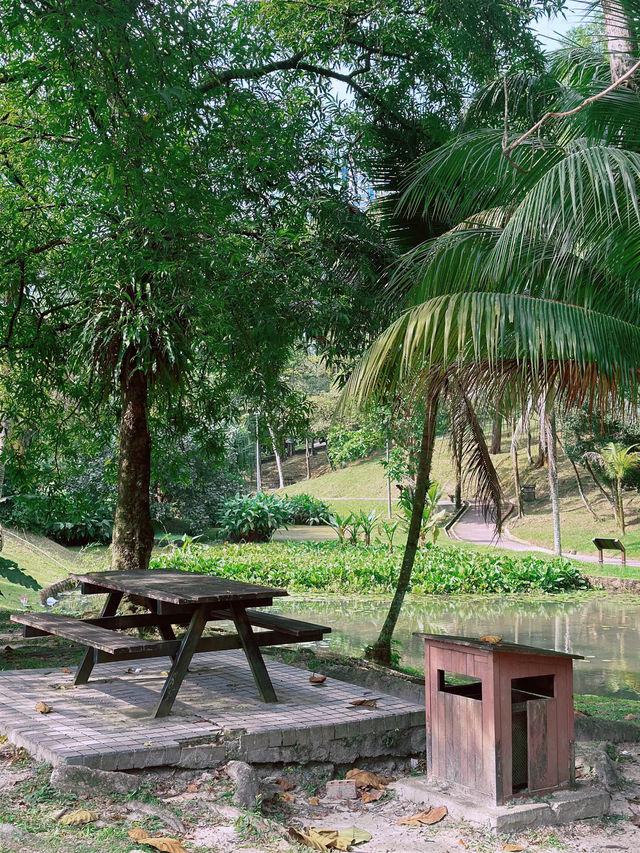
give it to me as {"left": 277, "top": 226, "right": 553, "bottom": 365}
{"left": 0, "top": 650, "right": 425, "bottom": 770}
{"left": 391, "top": 775, "right": 610, "bottom": 830}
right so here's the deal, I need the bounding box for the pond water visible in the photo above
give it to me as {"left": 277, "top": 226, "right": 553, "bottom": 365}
{"left": 272, "top": 593, "right": 640, "bottom": 700}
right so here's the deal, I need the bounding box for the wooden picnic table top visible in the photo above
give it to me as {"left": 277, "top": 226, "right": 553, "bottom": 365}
{"left": 74, "top": 569, "right": 289, "bottom": 606}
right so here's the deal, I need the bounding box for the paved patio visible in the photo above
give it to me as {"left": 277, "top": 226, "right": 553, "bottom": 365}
{"left": 0, "top": 650, "right": 425, "bottom": 770}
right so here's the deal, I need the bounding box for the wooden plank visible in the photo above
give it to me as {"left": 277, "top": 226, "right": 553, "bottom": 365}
{"left": 424, "top": 643, "right": 432, "bottom": 775}
{"left": 76, "top": 569, "right": 289, "bottom": 606}
{"left": 153, "top": 605, "right": 209, "bottom": 718}
{"left": 75, "top": 590, "right": 123, "bottom": 685}
{"left": 212, "top": 609, "right": 331, "bottom": 638}
{"left": 11, "top": 611, "right": 160, "bottom": 655}
{"left": 230, "top": 604, "right": 277, "bottom": 703}
{"left": 527, "top": 698, "right": 559, "bottom": 791}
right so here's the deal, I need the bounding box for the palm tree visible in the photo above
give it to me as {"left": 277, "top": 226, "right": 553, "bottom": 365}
{"left": 346, "top": 3, "right": 640, "bottom": 663}
{"left": 591, "top": 442, "right": 640, "bottom": 533}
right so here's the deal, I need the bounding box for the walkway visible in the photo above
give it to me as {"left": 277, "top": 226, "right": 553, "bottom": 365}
{"left": 451, "top": 503, "right": 640, "bottom": 568}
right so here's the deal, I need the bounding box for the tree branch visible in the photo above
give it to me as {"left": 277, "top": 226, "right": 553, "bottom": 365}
{"left": 503, "top": 58, "right": 640, "bottom": 158}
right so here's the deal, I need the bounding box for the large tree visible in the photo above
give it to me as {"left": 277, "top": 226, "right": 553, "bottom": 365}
{"left": 0, "top": 0, "right": 558, "bottom": 569}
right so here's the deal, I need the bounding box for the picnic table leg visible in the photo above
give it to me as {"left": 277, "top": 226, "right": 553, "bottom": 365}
{"left": 230, "top": 604, "right": 277, "bottom": 703}
{"left": 153, "top": 605, "right": 208, "bottom": 718}
{"left": 74, "top": 591, "right": 124, "bottom": 686}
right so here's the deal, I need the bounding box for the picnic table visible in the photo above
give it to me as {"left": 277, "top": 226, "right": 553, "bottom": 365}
{"left": 10, "top": 569, "right": 331, "bottom": 718}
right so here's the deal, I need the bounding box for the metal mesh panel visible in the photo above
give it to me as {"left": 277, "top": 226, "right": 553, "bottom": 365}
{"left": 511, "top": 701, "right": 528, "bottom": 790}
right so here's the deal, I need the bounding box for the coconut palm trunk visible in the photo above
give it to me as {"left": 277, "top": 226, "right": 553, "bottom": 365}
{"left": 545, "top": 407, "right": 562, "bottom": 556}
{"left": 365, "top": 388, "right": 439, "bottom": 665}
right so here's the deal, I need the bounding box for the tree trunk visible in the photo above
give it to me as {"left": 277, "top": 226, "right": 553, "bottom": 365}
{"left": 526, "top": 425, "right": 533, "bottom": 465}
{"left": 0, "top": 418, "right": 10, "bottom": 499}
{"left": 558, "top": 436, "right": 600, "bottom": 521}
{"left": 616, "top": 476, "right": 626, "bottom": 533}
{"left": 536, "top": 401, "right": 547, "bottom": 468}
{"left": 305, "top": 437, "right": 311, "bottom": 479}
{"left": 602, "top": 1, "right": 637, "bottom": 82}
{"left": 584, "top": 458, "right": 616, "bottom": 511}
{"left": 111, "top": 358, "right": 154, "bottom": 571}
{"left": 490, "top": 412, "right": 502, "bottom": 454}
{"left": 511, "top": 419, "right": 524, "bottom": 519}
{"left": 255, "top": 413, "right": 262, "bottom": 492}
{"left": 545, "top": 407, "right": 562, "bottom": 556}
{"left": 450, "top": 419, "right": 463, "bottom": 509}
{"left": 365, "top": 387, "right": 439, "bottom": 665}
{"left": 267, "top": 422, "right": 285, "bottom": 490}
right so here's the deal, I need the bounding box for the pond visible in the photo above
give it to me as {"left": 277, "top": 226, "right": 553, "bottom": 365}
{"left": 273, "top": 593, "right": 640, "bottom": 700}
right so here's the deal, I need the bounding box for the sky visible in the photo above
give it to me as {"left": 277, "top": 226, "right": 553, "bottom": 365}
{"left": 534, "top": 1, "right": 591, "bottom": 49}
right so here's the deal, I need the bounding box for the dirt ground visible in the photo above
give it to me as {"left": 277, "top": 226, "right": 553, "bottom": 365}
{"left": 1, "top": 740, "right": 640, "bottom": 853}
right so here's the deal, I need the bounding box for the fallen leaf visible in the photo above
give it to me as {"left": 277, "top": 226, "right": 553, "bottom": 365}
{"left": 289, "top": 826, "right": 371, "bottom": 851}
{"left": 625, "top": 714, "right": 638, "bottom": 720}
{"left": 35, "top": 701, "right": 52, "bottom": 714}
{"left": 349, "top": 698, "right": 378, "bottom": 708}
{"left": 574, "top": 709, "right": 587, "bottom": 717}
{"left": 310, "top": 674, "right": 327, "bottom": 684}
{"left": 502, "top": 845, "right": 524, "bottom": 852}
{"left": 0, "top": 735, "right": 7, "bottom": 744}
{"left": 59, "top": 809, "right": 99, "bottom": 826}
{"left": 345, "top": 769, "right": 391, "bottom": 789}
{"left": 139, "top": 838, "right": 188, "bottom": 853}
{"left": 309, "top": 796, "right": 320, "bottom": 806}
{"left": 459, "top": 842, "right": 469, "bottom": 850}
{"left": 128, "top": 828, "right": 149, "bottom": 840}
{"left": 361, "top": 789, "right": 384, "bottom": 804}
{"left": 397, "top": 806, "right": 447, "bottom": 827}
{"left": 143, "top": 741, "right": 153, "bottom": 746}
{"left": 185, "top": 783, "right": 200, "bottom": 793}
{"left": 277, "top": 777, "right": 296, "bottom": 791}
{"left": 479, "top": 635, "right": 502, "bottom": 644}
{"left": 61, "top": 668, "right": 71, "bottom": 674}
{"left": 279, "top": 791, "right": 295, "bottom": 802}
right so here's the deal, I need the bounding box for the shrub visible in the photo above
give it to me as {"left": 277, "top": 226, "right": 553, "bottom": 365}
{"left": 282, "top": 494, "right": 330, "bottom": 525}
{"left": 217, "top": 492, "right": 289, "bottom": 542}
{"left": 151, "top": 540, "right": 589, "bottom": 595}
{"left": 327, "top": 423, "right": 384, "bottom": 467}
{"left": 0, "top": 491, "right": 113, "bottom": 546}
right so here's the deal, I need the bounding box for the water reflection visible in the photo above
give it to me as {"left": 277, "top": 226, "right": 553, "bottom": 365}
{"left": 273, "top": 593, "right": 640, "bottom": 700}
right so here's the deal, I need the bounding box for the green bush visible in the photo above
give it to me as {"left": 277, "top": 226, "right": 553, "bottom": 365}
{"left": 282, "top": 494, "right": 330, "bottom": 525}
{"left": 151, "top": 541, "right": 589, "bottom": 595}
{"left": 327, "top": 423, "right": 384, "bottom": 467}
{"left": 217, "top": 492, "right": 289, "bottom": 543}
{"left": 0, "top": 491, "right": 113, "bottom": 546}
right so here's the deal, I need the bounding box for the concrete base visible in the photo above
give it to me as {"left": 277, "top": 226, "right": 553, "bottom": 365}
{"left": 0, "top": 650, "right": 425, "bottom": 770}
{"left": 391, "top": 776, "right": 610, "bottom": 830}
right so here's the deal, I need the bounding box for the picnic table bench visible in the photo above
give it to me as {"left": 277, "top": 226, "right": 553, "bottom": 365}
{"left": 11, "top": 569, "right": 331, "bottom": 718}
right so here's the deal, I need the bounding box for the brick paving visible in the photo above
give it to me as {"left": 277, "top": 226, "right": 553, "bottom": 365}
{"left": 0, "top": 650, "right": 425, "bottom": 770}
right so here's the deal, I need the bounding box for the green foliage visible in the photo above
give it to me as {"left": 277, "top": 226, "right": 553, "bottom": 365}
{"left": 327, "top": 422, "right": 385, "bottom": 468}
{"left": 282, "top": 494, "right": 330, "bottom": 526}
{"left": 398, "top": 482, "right": 446, "bottom": 544}
{"left": 217, "top": 493, "right": 289, "bottom": 543}
{"left": 0, "top": 491, "right": 112, "bottom": 546}
{"left": 152, "top": 541, "right": 589, "bottom": 595}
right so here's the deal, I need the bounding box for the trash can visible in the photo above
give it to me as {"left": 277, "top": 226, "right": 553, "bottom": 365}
{"left": 416, "top": 632, "right": 583, "bottom": 804}
{"left": 521, "top": 484, "right": 536, "bottom": 502}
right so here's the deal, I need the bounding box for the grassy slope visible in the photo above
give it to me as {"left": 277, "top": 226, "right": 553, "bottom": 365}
{"left": 0, "top": 530, "right": 107, "bottom": 610}
{"left": 276, "top": 435, "right": 640, "bottom": 563}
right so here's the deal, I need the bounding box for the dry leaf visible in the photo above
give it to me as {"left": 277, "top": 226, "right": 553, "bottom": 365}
{"left": 139, "top": 838, "right": 188, "bottom": 853}
{"left": 279, "top": 791, "right": 295, "bottom": 802}
{"left": 61, "top": 668, "right": 71, "bottom": 674}
{"left": 625, "top": 713, "right": 638, "bottom": 720}
{"left": 289, "top": 826, "right": 371, "bottom": 851}
{"left": 35, "top": 701, "right": 52, "bottom": 714}
{"left": 289, "top": 827, "right": 329, "bottom": 851}
{"left": 128, "top": 828, "right": 149, "bottom": 840}
{"left": 361, "top": 789, "right": 384, "bottom": 804}
{"left": 479, "top": 635, "right": 502, "bottom": 644}
{"left": 310, "top": 674, "right": 327, "bottom": 684}
{"left": 350, "top": 698, "right": 377, "bottom": 708}
{"left": 459, "top": 842, "right": 469, "bottom": 850}
{"left": 309, "top": 796, "right": 320, "bottom": 806}
{"left": 502, "top": 845, "right": 524, "bottom": 852}
{"left": 59, "top": 809, "right": 99, "bottom": 826}
{"left": 345, "top": 769, "right": 390, "bottom": 789}
{"left": 397, "top": 806, "right": 447, "bottom": 827}
{"left": 185, "top": 782, "right": 200, "bottom": 793}
{"left": 277, "top": 777, "right": 296, "bottom": 791}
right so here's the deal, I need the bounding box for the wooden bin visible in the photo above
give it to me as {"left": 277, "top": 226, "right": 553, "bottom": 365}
{"left": 416, "top": 633, "right": 583, "bottom": 804}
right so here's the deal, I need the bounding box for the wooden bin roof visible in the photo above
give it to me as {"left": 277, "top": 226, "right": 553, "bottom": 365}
{"left": 415, "top": 632, "right": 583, "bottom": 660}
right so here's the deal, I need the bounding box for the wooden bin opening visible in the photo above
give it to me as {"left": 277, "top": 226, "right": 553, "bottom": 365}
{"left": 437, "top": 669, "right": 483, "bottom": 700}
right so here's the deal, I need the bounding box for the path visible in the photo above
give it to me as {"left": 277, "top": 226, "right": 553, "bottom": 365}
{"left": 451, "top": 503, "right": 640, "bottom": 568}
